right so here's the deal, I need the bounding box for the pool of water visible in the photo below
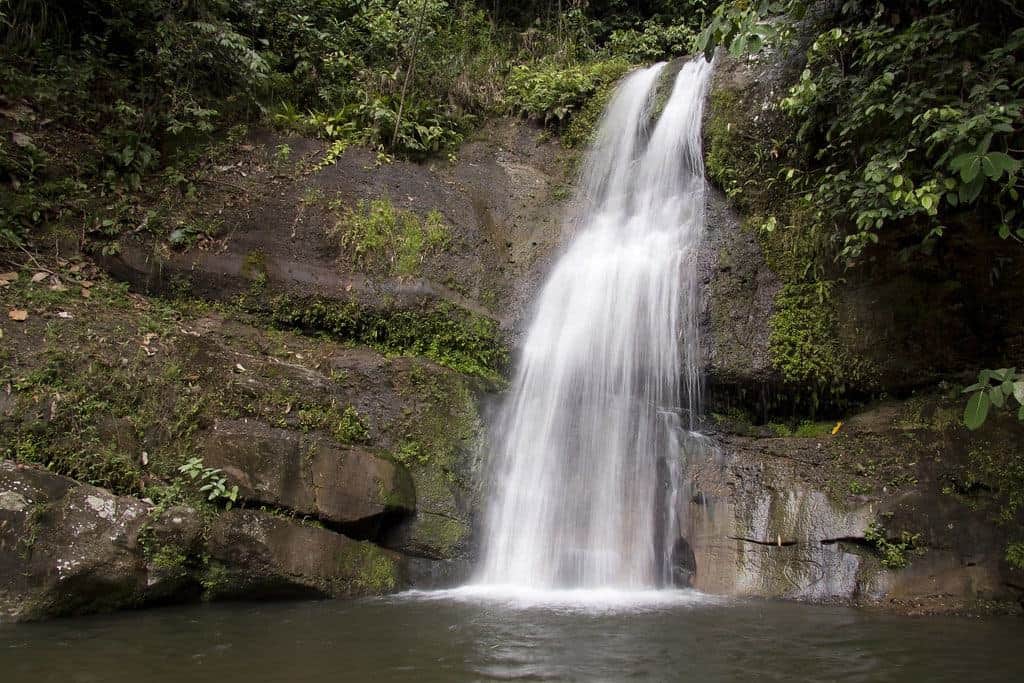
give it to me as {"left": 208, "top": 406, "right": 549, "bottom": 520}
{"left": 1, "top": 589, "right": 1020, "bottom": 682}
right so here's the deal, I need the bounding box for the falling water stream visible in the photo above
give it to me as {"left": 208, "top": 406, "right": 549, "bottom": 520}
{"left": 474, "top": 58, "right": 714, "bottom": 591}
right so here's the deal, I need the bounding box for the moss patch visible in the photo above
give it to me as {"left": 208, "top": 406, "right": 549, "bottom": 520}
{"left": 340, "top": 542, "right": 400, "bottom": 594}
{"left": 768, "top": 282, "right": 875, "bottom": 408}
{"left": 267, "top": 296, "right": 506, "bottom": 380}
{"left": 327, "top": 197, "right": 451, "bottom": 278}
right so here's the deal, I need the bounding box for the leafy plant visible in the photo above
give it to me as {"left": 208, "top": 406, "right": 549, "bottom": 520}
{"left": 331, "top": 197, "right": 451, "bottom": 277}
{"left": 505, "top": 58, "right": 629, "bottom": 127}
{"left": 1007, "top": 541, "right": 1024, "bottom": 571}
{"left": 699, "top": 1, "right": 1024, "bottom": 263}
{"left": 864, "top": 521, "right": 921, "bottom": 570}
{"left": 178, "top": 457, "right": 240, "bottom": 509}
{"left": 962, "top": 368, "right": 1024, "bottom": 430}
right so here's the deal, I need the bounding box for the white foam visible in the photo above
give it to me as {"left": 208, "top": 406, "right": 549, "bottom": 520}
{"left": 394, "top": 585, "right": 724, "bottom": 614}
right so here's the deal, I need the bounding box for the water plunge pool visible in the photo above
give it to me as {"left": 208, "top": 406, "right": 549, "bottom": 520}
{"left": 2, "top": 592, "right": 1019, "bottom": 682}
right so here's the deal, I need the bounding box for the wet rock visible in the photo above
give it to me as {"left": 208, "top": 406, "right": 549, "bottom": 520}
{"left": 670, "top": 537, "right": 697, "bottom": 588}
{"left": 680, "top": 399, "right": 1024, "bottom": 613}
{"left": 205, "top": 509, "right": 405, "bottom": 600}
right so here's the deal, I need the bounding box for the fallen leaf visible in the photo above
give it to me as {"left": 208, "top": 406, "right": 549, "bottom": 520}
{"left": 11, "top": 131, "right": 32, "bottom": 147}
{"left": 50, "top": 281, "right": 67, "bottom": 292}
{"left": 58, "top": 311, "right": 72, "bottom": 319}
{"left": 234, "top": 363, "right": 247, "bottom": 373}
{"left": 0, "top": 272, "right": 17, "bottom": 283}
{"left": 80, "top": 288, "right": 91, "bottom": 298}
{"left": 142, "top": 333, "right": 158, "bottom": 345}
{"left": 80, "top": 280, "right": 95, "bottom": 288}
{"left": 8, "top": 309, "right": 28, "bottom": 321}
{"left": 239, "top": 144, "right": 254, "bottom": 152}
{"left": 831, "top": 420, "right": 843, "bottom": 435}
{"left": 30, "top": 272, "right": 48, "bottom": 283}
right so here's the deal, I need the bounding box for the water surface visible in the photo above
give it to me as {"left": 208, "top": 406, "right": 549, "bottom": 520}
{"left": 2, "top": 592, "right": 1019, "bottom": 682}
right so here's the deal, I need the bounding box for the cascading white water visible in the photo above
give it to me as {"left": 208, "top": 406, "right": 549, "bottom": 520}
{"left": 475, "top": 58, "right": 713, "bottom": 590}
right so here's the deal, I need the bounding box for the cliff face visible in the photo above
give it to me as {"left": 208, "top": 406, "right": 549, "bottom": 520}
{"left": 690, "top": 47, "right": 1024, "bottom": 614}
{"left": 0, "top": 119, "right": 576, "bottom": 621}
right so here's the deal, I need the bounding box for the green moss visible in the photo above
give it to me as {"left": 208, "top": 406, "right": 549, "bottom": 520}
{"left": 297, "top": 403, "right": 370, "bottom": 444}
{"left": 793, "top": 420, "right": 835, "bottom": 438}
{"left": 768, "top": 282, "right": 874, "bottom": 405}
{"left": 1007, "top": 542, "right": 1024, "bottom": 570}
{"left": 267, "top": 296, "right": 506, "bottom": 380}
{"left": 563, "top": 79, "right": 616, "bottom": 149}
{"left": 340, "top": 542, "right": 399, "bottom": 593}
{"left": 954, "top": 442, "right": 1024, "bottom": 524}
{"left": 199, "top": 561, "right": 232, "bottom": 598}
{"left": 241, "top": 249, "right": 269, "bottom": 288}
{"left": 413, "top": 513, "right": 468, "bottom": 557}
{"left": 15, "top": 502, "right": 48, "bottom": 559}
{"left": 329, "top": 197, "right": 451, "bottom": 278}
{"left": 150, "top": 545, "right": 189, "bottom": 576}
{"left": 705, "top": 88, "right": 749, "bottom": 205}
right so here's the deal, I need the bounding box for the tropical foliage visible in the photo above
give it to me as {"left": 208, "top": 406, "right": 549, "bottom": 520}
{"left": 699, "top": 0, "right": 1024, "bottom": 263}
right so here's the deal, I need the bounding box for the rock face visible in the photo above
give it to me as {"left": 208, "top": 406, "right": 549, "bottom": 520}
{"left": 699, "top": 184, "right": 780, "bottom": 394}
{"left": 678, "top": 400, "right": 1024, "bottom": 613}
{"left": 202, "top": 419, "right": 415, "bottom": 536}
{"left": 2, "top": 117, "right": 558, "bottom": 620}
{"left": 700, "top": 47, "right": 1024, "bottom": 411}
{"left": 0, "top": 460, "right": 408, "bottom": 622}
{"left": 98, "top": 119, "right": 573, "bottom": 334}
{"left": 689, "top": 35, "right": 1024, "bottom": 615}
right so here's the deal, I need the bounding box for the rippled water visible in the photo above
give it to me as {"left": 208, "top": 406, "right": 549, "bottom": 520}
{"left": 2, "top": 593, "right": 1020, "bottom": 682}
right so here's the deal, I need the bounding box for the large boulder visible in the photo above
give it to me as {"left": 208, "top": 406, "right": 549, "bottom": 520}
{"left": 0, "top": 460, "right": 155, "bottom": 621}
{"left": 201, "top": 418, "right": 415, "bottom": 536}
{"left": 0, "top": 460, "right": 412, "bottom": 622}
{"left": 204, "top": 508, "right": 404, "bottom": 600}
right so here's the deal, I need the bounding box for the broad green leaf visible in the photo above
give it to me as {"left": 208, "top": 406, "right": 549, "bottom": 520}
{"left": 959, "top": 174, "right": 984, "bottom": 203}
{"left": 1014, "top": 381, "right": 1024, "bottom": 405}
{"left": 984, "top": 152, "right": 1020, "bottom": 179}
{"left": 729, "top": 34, "right": 747, "bottom": 57}
{"left": 989, "top": 386, "right": 1005, "bottom": 408}
{"left": 1001, "top": 380, "right": 1015, "bottom": 396}
{"left": 964, "top": 391, "right": 990, "bottom": 430}
{"left": 950, "top": 152, "right": 981, "bottom": 183}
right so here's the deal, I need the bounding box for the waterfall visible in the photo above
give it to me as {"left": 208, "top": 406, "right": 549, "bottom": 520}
{"left": 475, "top": 58, "right": 713, "bottom": 590}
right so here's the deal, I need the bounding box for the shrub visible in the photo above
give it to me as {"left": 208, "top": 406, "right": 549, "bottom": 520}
{"left": 505, "top": 58, "right": 629, "bottom": 127}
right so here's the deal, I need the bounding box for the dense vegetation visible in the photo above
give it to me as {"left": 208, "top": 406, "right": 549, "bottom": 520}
{"left": 0, "top": 0, "right": 713, "bottom": 248}
{"left": 700, "top": 0, "right": 1023, "bottom": 263}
